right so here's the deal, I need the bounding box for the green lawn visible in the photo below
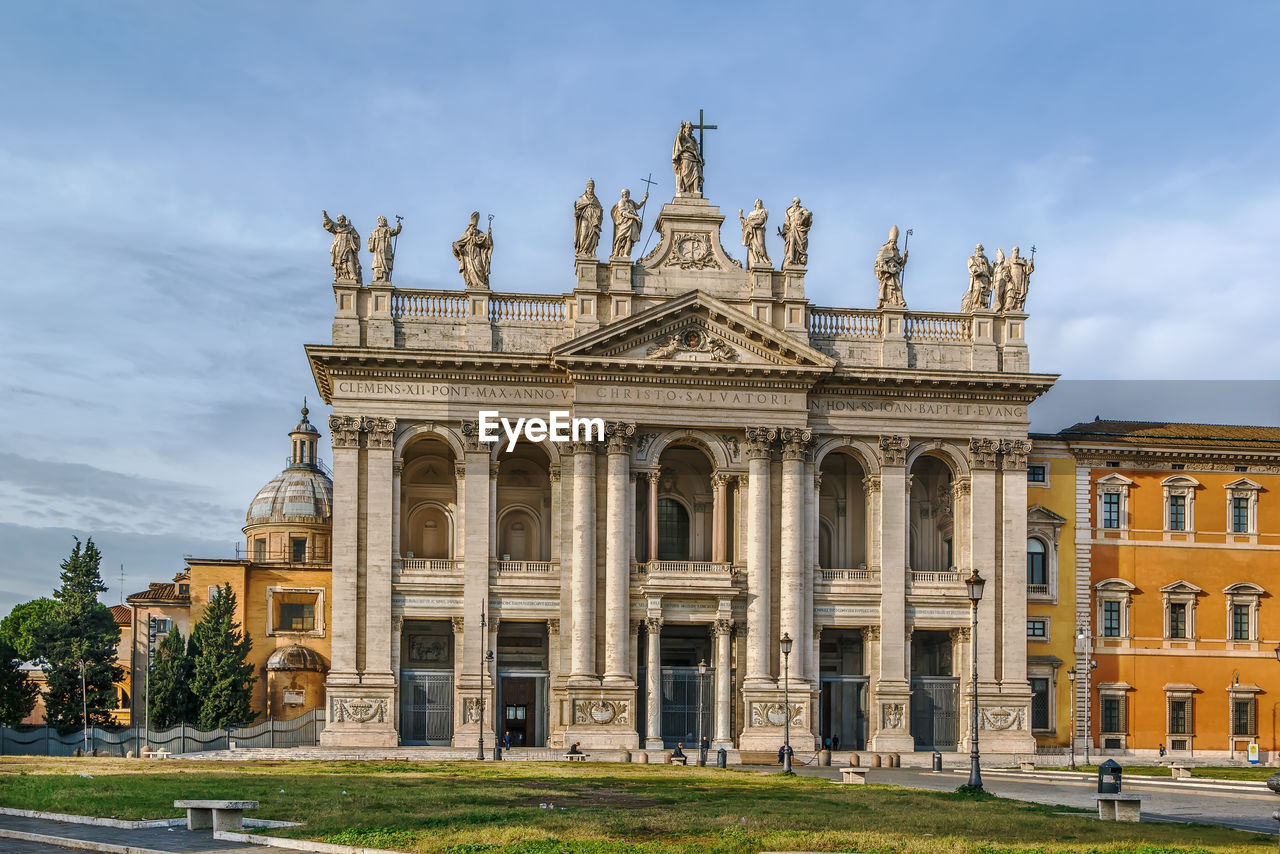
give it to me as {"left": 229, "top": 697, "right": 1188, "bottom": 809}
{"left": 0, "top": 757, "right": 1272, "bottom": 853}
{"left": 1043, "top": 765, "right": 1277, "bottom": 783}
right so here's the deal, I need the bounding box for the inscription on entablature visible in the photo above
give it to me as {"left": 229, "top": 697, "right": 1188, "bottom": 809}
{"left": 589, "top": 385, "right": 802, "bottom": 409}
{"left": 334, "top": 381, "right": 573, "bottom": 403}
{"left": 809, "top": 397, "right": 1027, "bottom": 421}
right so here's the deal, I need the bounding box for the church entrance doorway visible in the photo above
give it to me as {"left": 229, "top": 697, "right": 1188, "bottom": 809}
{"left": 910, "top": 630, "right": 958, "bottom": 751}
{"left": 818, "top": 628, "right": 868, "bottom": 750}
{"left": 399, "top": 619, "right": 454, "bottom": 746}
{"left": 641, "top": 624, "right": 714, "bottom": 749}
{"left": 495, "top": 621, "right": 549, "bottom": 747}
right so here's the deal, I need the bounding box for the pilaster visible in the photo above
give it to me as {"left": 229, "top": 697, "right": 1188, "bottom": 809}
{"left": 331, "top": 282, "right": 361, "bottom": 346}
{"left": 362, "top": 416, "right": 396, "bottom": 685}
{"left": 465, "top": 289, "right": 493, "bottom": 350}
{"left": 365, "top": 282, "right": 395, "bottom": 347}
{"left": 880, "top": 308, "right": 908, "bottom": 368}
{"left": 871, "top": 434, "right": 913, "bottom": 751}
{"left": 603, "top": 422, "right": 636, "bottom": 685}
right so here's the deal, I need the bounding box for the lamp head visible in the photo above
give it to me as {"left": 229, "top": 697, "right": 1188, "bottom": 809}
{"left": 1068, "top": 669, "right": 1076, "bottom": 682}
{"left": 966, "top": 569, "right": 986, "bottom": 603}
{"left": 698, "top": 659, "right": 707, "bottom": 676}
{"left": 780, "top": 633, "right": 793, "bottom": 656}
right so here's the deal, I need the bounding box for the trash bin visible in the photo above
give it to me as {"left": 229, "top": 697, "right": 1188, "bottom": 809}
{"left": 818, "top": 749, "right": 831, "bottom": 767}
{"left": 494, "top": 745, "right": 502, "bottom": 761}
{"left": 716, "top": 747, "right": 727, "bottom": 768}
{"left": 1098, "top": 759, "right": 1122, "bottom": 794}
{"left": 932, "top": 752, "right": 942, "bottom": 772}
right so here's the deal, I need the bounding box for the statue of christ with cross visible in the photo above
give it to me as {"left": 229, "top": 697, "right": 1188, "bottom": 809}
{"left": 672, "top": 110, "right": 716, "bottom": 195}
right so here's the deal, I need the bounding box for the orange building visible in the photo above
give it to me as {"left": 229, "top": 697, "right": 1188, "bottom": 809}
{"left": 1060, "top": 420, "right": 1280, "bottom": 761}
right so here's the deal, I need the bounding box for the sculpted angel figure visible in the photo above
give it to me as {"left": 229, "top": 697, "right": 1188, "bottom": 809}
{"left": 960, "top": 244, "right": 993, "bottom": 311}
{"left": 1001, "top": 246, "right": 1034, "bottom": 311}
{"left": 874, "top": 225, "right": 908, "bottom": 309}
{"left": 452, "top": 212, "right": 493, "bottom": 289}
{"left": 610, "top": 188, "right": 648, "bottom": 259}
{"left": 738, "top": 199, "right": 771, "bottom": 268}
{"left": 779, "top": 197, "right": 812, "bottom": 268}
{"left": 367, "top": 216, "right": 402, "bottom": 283}
{"left": 573, "top": 179, "right": 603, "bottom": 258}
{"left": 672, "top": 121, "right": 703, "bottom": 195}
{"left": 322, "top": 211, "right": 362, "bottom": 283}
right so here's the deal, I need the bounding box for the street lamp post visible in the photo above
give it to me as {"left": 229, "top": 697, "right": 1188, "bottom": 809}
{"left": 696, "top": 659, "right": 707, "bottom": 766}
{"left": 966, "top": 569, "right": 986, "bottom": 790}
{"left": 1067, "top": 668, "right": 1077, "bottom": 770}
{"left": 145, "top": 617, "right": 158, "bottom": 752}
{"left": 781, "top": 633, "right": 793, "bottom": 775}
{"left": 477, "top": 605, "right": 489, "bottom": 761}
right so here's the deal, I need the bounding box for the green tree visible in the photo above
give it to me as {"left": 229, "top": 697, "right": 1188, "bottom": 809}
{"left": 40, "top": 538, "right": 125, "bottom": 734}
{"left": 190, "top": 583, "right": 257, "bottom": 729}
{"left": 0, "top": 598, "right": 58, "bottom": 661}
{"left": 147, "top": 624, "right": 196, "bottom": 729}
{"left": 0, "top": 638, "right": 39, "bottom": 725}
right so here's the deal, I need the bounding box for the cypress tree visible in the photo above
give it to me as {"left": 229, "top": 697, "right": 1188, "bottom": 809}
{"left": 190, "top": 583, "right": 257, "bottom": 729}
{"left": 0, "top": 638, "right": 39, "bottom": 726}
{"left": 147, "top": 625, "right": 196, "bottom": 729}
{"left": 40, "top": 538, "right": 125, "bottom": 734}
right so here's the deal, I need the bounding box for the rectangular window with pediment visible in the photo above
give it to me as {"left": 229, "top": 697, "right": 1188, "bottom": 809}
{"left": 1103, "top": 493, "right": 1120, "bottom": 529}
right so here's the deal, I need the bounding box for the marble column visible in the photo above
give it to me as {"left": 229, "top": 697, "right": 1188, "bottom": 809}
{"left": 570, "top": 441, "right": 597, "bottom": 681}
{"left": 646, "top": 471, "right": 659, "bottom": 562}
{"left": 744, "top": 427, "right": 776, "bottom": 685}
{"left": 326, "top": 415, "right": 361, "bottom": 679}
{"left": 780, "top": 428, "right": 810, "bottom": 682}
{"left": 645, "top": 615, "right": 663, "bottom": 749}
{"left": 713, "top": 618, "right": 733, "bottom": 747}
{"left": 604, "top": 422, "right": 635, "bottom": 683}
{"left": 968, "top": 438, "right": 1000, "bottom": 686}
{"left": 462, "top": 440, "right": 493, "bottom": 683}
{"left": 805, "top": 468, "right": 820, "bottom": 684}
{"left": 999, "top": 440, "right": 1034, "bottom": 728}
{"left": 392, "top": 458, "right": 403, "bottom": 565}
{"left": 362, "top": 417, "right": 397, "bottom": 682}
{"left": 711, "top": 474, "right": 729, "bottom": 563}
{"left": 547, "top": 618, "right": 561, "bottom": 740}
{"left": 872, "top": 435, "right": 913, "bottom": 751}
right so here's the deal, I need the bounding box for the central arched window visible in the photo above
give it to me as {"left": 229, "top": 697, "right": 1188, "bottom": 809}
{"left": 1027, "top": 538, "right": 1047, "bottom": 587}
{"left": 657, "top": 498, "right": 690, "bottom": 560}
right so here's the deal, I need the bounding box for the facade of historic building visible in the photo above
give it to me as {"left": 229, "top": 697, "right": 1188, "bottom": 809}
{"left": 1058, "top": 420, "right": 1280, "bottom": 761}
{"left": 305, "top": 135, "right": 1053, "bottom": 753}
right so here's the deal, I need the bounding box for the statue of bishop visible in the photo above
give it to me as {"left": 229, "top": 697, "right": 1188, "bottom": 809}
{"left": 1001, "top": 246, "right": 1034, "bottom": 312}
{"left": 322, "top": 210, "right": 362, "bottom": 283}
{"left": 960, "top": 244, "right": 992, "bottom": 312}
{"left": 610, "top": 188, "right": 648, "bottom": 260}
{"left": 780, "top": 197, "right": 812, "bottom": 268}
{"left": 573, "top": 179, "right": 604, "bottom": 258}
{"left": 672, "top": 121, "right": 704, "bottom": 195}
{"left": 874, "top": 225, "right": 908, "bottom": 309}
{"left": 739, "top": 200, "right": 771, "bottom": 268}
{"left": 367, "top": 216, "right": 402, "bottom": 283}
{"left": 452, "top": 212, "right": 493, "bottom": 289}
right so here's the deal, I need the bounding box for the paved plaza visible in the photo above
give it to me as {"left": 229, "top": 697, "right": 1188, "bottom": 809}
{"left": 0, "top": 812, "right": 278, "bottom": 854}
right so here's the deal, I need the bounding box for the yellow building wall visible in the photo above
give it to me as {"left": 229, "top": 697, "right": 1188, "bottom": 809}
{"left": 1027, "top": 441, "right": 1078, "bottom": 749}
{"left": 1088, "top": 465, "right": 1280, "bottom": 757}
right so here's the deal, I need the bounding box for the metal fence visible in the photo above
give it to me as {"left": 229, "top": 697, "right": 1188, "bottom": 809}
{"left": 0, "top": 709, "right": 324, "bottom": 756}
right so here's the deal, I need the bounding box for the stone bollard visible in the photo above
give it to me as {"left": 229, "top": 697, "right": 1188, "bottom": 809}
{"left": 818, "top": 749, "right": 831, "bottom": 767}
{"left": 849, "top": 753, "right": 860, "bottom": 767}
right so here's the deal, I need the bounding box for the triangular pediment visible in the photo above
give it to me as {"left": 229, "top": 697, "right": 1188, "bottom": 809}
{"left": 551, "top": 290, "right": 836, "bottom": 372}
{"left": 1027, "top": 504, "right": 1068, "bottom": 526}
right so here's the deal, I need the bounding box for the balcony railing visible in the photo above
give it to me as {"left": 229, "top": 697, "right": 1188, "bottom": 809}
{"left": 633, "top": 561, "right": 734, "bottom": 576}
{"left": 1027, "top": 583, "right": 1051, "bottom": 596}
{"left": 493, "top": 560, "right": 557, "bottom": 574}
{"left": 399, "top": 558, "right": 462, "bottom": 573}
{"left": 909, "top": 570, "right": 964, "bottom": 584}
{"left": 817, "top": 568, "right": 878, "bottom": 582}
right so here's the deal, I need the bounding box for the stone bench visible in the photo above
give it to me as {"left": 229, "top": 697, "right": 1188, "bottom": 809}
{"left": 562, "top": 753, "right": 587, "bottom": 761}
{"left": 141, "top": 749, "right": 171, "bottom": 759}
{"left": 840, "top": 767, "right": 869, "bottom": 785}
{"left": 1096, "top": 795, "right": 1141, "bottom": 822}
{"left": 1019, "top": 760, "right": 1036, "bottom": 772}
{"left": 1170, "top": 764, "right": 1192, "bottom": 779}
{"left": 669, "top": 754, "right": 688, "bottom": 765}
{"left": 174, "top": 800, "right": 259, "bottom": 832}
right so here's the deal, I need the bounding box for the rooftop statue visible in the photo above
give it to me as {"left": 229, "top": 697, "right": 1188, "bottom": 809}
{"left": 999, "top": 246, "right": 1034, "bottom": 312}
{"left": 779, "top": 197, "right": 812, "bottom": 268}
{"left": 367, "top": 215, "right": 402, "bottom": 283}
{"left": 874, "top": 225, "right": 908, "bottom": 309}
{"left": 991, "top": 248, "right": 1010, "bottom": 309}
{"left": 452, "top": 212, "right": 493, "bottom": 289}
{"left": 738, "top": 199, "right": 771, "bottom": 268}
{"left": 322, "top": 211, "right": 362, "bottom": 283}
{"left": 672, "top": 120, "right": 704, "bottom": 195}
{"left": 610, "top": 188, "right": 648, "bottom": 260}
{"left": 573, "top": 179, "right": 604, "bottom": 259}
{"left": 960, "top": 244, "right": 993, "bottom": 311}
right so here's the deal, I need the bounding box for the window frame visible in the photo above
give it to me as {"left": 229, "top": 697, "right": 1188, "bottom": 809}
{"left": 1026, "top": 618, "right": 1049, "bottom": 640}
{"left": 1161, "top": 474, "right": 1200, "bottom": 536}
{"left": 266, "top": 585, "right": 326, "bottom": 638}
{"left": 1224, "top": 583, "right": 1264, "bottom": 646}
{"left": 1094, "top": 578, "right": 1135, "bottom": 643}
{"left": 1230, "top": 688, "right": 1260, "bottom": 737}
{"left": 1095, "top": 474, "right": 1133, "bottom": 535}
{"left": 1160, "top": 580, "right": 1203, "bottom": 644}
{"left": 1225, "top": 478, "right": 1261, "bottom": 539}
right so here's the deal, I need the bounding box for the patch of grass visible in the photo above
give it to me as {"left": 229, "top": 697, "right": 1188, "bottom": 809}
{"left": 0, "top": 757, "right": 1271, "bottom": 853}
{"left": 1043, "top": 765, "right": 1277, "bottom": 782}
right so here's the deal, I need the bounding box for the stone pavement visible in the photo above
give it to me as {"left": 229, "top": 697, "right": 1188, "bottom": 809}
{"left": 782, "top": 765, "right": 1280, "bottom": 835}
{"left": 0, "top": 812, "right": 280, "bottom": 853}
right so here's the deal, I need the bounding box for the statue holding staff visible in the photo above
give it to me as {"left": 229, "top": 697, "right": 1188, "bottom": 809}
{"left": 610, "top": 188, "right": 648, "bottom": 260}
{"left": 573, "top": 179, "right": 603, "bottom": 258}
{"left": 367, "top": 215, "right": 403, "bottom": 283}
{"left": 874, "top": 225, "right": 908, "bottom": 309}
{"left": 1001, "top": 245, "right": 1034, "bottom": 311}
{"left": 322, "top": 210, "right": 362, "bottom": 283}
{"left": 960, "top": 244, "right": 992, "bottom": 311}
{"left": 738, "top": 199, "right": 771, "bottom": 268}
{"left": 452, "top": 211, "right": 493, "bottom": 289}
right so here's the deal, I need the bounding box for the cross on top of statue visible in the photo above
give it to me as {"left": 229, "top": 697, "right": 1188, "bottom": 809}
{"left": 691, "top": 108, "right": 717, "bottom": 158}
{"left": 673, "top": 110, "right": 717, "bottom": 197}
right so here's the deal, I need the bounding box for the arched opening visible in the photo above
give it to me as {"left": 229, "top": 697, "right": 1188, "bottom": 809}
{"left": 909, "top": 455, "right": 955, "bottom": 572}
{"left": 657, "top": 498, "right": 691, "bottom": 560}
{"left": 499, "top": 508, "right": 540, "bottom": 562}
{"left": 818, "top": 451, "right": 868, "bottom": 569}
{"left": 495, "top": 444, "right": 552, "bottom": 563}
{"left": 400, "top": 436, "right": 458, "bottom": 561}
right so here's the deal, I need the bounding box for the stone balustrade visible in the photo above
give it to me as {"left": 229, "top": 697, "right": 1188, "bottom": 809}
{"left": 493, "top": 560, "right": 558, "bottom": 575}
{"left": 397, "top": 558, "right": 463, "bottom": 574}
{"left": 909, "top": 570, "right": 964, "bottom": 585}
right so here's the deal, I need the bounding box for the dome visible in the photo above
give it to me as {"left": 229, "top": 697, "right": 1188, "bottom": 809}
{"left": 246, "top": 466, "right": 333, "bottom": 523}
{"left": 266, "top": 644, "right": 327, "bottom": 672}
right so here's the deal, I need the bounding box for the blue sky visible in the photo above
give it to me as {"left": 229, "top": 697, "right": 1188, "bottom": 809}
{"left": 2, "top": 2, "right": 1279, "bottom": 613}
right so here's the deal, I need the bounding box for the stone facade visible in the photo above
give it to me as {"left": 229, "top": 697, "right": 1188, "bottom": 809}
{"left": 309, "top": 160, "right": 1050, "bottom": 753}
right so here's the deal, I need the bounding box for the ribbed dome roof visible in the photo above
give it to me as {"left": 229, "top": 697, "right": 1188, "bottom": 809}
{"left": 265, "top": 644, "right": 327, "bottom": 672}
{"left": 247, "top": 466, "right": 332, "bottom": 523}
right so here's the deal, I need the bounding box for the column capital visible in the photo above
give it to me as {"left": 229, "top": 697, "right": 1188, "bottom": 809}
{"left": 459, "top": 419, "right": 485, "bottom": 451}
{"left": 454, "top": 461, "right": 467, "bottom": 479}
{"left": 451, "top": 616, "right": 465, "bottom": 633}
{"left": 361, "top": 416, "right": 397, "bottom": 449}
{"left": 953, "top": 626, "right": 971, "bottom": 642}
{"left": 547, "top": 618, "right": 560, "bottom": 636}
{"left": 710, "top": 472, "right": 732, "bottom": 489}
{"left": 969, "top": 437, "right": 1001, "bottom": 470}
{"left": 1000, "top": 438, "right": 1033, "bottom": 471}
{"left": 645, "top": 616, "right": 663, "bottom": 634}
{"left": 862, "top": 625, "right": 880, "bottom": 642}
{"left": 604, "top": 421, "right": 637, "bottom": 454}
{"left": 392, "top": 458, "right": 404, "bottom": 475}
{"left": 569, "top": 440, "right": 598, "bottom": 456}
{"left": 329, "top": 415, "right": 362, "bottom": 448}
{"left": 630, "top": 618, "right": 644, "bottom": 635}
{"left": 549, "top": 466, "right": 561, "bottom": 483}
{"left": 737, "top": 473, "right": 748, "bottom": 489}
{"left": 953, "top": 476, "right": 971, "bottom": 497}
{"left": 713, "top": 617, "right": 734, "bottom": 637}
{"left": 814, "top": 471, "right": 824, "bottom": 489}
{"left": 861, "top": 474, "right": 880, "bottom": 494}
{"left": 645, "top": 469, "right": 661, "bottom": 485}
{"left": 780, "top": 427, "right": 814, "bottom": 461}
{"left": 878, "top": 435, "right": 909, "bottom": 467}
{"left": 744, "top": 426, "right": 778, "bottom": 460}
{"left": 490, "top": 461, "right": 501, "bottom": 477}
